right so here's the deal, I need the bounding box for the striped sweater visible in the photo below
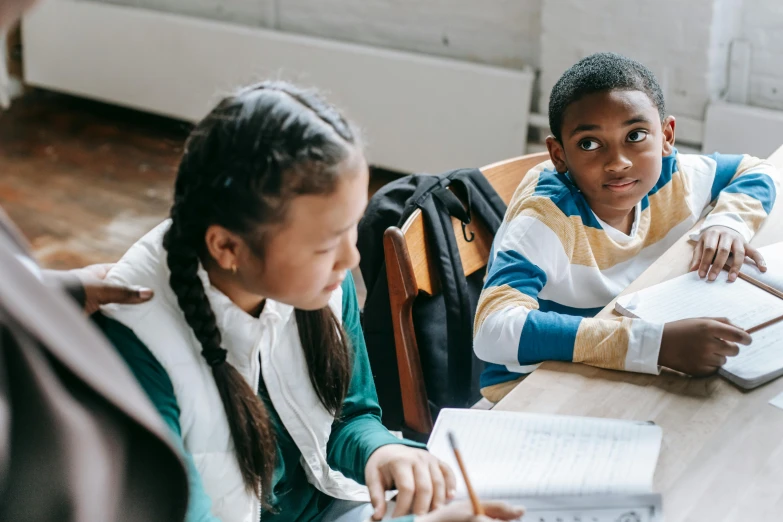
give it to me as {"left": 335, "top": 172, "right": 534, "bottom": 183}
{"left": 473, "top": 150, "right": 779, "bottom": 391}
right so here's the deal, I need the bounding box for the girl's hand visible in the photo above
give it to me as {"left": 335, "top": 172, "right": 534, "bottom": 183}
{"left": 365, "top": 444, "right": 456, "bottom": 520}
{"left": 417, "top": 500, "right": 525, "bottom": 522}
{"left": 690, "top": 226, "right": 766, "bottom": 282}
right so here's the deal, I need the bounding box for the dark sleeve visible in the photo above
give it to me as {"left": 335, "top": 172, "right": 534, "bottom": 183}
{"left": 42, "top": 270, "right": 85, "bottom": 308}
{"left": 93, "top": 314, "right": 221, "bottom": 522}
{"left": 325, "top": 274, "right": 426, "bottom": 484}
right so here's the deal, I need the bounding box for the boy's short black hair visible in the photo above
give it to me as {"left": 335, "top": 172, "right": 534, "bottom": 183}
{"left": 548, "top": 52, "right": 665, "bottom": 142}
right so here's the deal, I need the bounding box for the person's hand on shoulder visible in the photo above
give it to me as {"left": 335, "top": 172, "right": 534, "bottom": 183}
{"left": 366, "top": 445, "right": 456, "bottom": 520}
{"left": 73, "top": 263, "right": 154, "bottom": 314}
{"left": 690, "top": 226, "right": 766, "bottom": 282}
{"left": 46, "top": 263, "right": 154, "bottom": 315}
{"left": 416, "top": 500, "right": 524, "bottom": 522}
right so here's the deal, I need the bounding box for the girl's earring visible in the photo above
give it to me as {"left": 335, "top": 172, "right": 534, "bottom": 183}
{"left": 231, "top": 265, "right": 237, "bottom": 275}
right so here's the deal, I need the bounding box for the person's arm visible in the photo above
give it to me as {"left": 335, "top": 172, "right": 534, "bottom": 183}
{"left": 473, "top": 207, "right": 662, "bottom": 375}
{"left": 45, "top": 264, "right": 153, "bottom": 314}
{"left": 93, "top": 314, "right": 220, "bottom": 522}
{"left": 698, "top": 153, "right": 779, "bottom": 241}
{"left": 41, "top": 269, "right": 86, "bottom": 305}
{"left": 326, "top": 274, "right": 426, "bottom": 483}
{"left": 328, "top": 275, "right": 457, "bottom": 519}
{"left": 689, "top": 153, "right": 780, "bottom": 281}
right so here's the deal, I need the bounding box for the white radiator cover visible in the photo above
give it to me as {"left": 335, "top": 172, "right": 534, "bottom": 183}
{"left": 22, "top": 0, "right": 534, "bottom": 174}
{"left": 703, "top": 102, "right": 783, "bottom": 158}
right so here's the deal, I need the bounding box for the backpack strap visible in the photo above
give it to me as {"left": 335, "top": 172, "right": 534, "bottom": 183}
{"left": 451, "top": 169, "right": 507, "bottom": 232}
{"left": 431, "top": 184, "right": 476, "bottom": 243}
{"left": 415, "top": 170, "right": 488, "bottom": 409}
{"left": 419, "top": 169, "right": 510, "bottom": 410}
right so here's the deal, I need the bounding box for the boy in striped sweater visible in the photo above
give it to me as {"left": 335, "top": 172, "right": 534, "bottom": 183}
{"left": 474, "top": 52, "right": 779, "bottom": 402}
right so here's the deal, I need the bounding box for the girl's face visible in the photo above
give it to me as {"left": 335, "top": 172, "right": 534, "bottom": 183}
{"left": 207, "top": 149, "right": 369, "bottom": 313}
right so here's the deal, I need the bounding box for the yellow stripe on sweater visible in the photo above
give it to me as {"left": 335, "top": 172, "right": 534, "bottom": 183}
{"left": 711, "top": 191, "right": 768, "bottom": 231}
{"left": 474, "top": 284, "right": 538, "bottom": 334}
{"left": 572, "top": 317, "right": 633, "bottom": 370}
{"left": 733, "top": 155, "right": 768, "bottom": 182}
{"left": 504, "top": 162, "right": 548, "bottom": 224}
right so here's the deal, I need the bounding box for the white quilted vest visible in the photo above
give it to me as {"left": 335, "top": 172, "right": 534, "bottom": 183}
{"left": 102, "top": 221, "right": 370, "bottom": 522}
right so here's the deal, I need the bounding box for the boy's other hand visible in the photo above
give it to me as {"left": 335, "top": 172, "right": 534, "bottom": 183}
{"left": 690, "top": 225, "right": 766, "bottom": 282}
{"left": 659, "top": 317, "right": 751, "bottom": 376}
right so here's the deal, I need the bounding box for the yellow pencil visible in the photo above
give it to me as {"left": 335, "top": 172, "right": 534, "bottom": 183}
{"left": 447, "top": 431, "right": 484, "bottom": 516}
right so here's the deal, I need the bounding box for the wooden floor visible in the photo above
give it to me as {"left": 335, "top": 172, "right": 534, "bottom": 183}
{"left": 0, "top": 90, "right": 188, "bottom": 269}
{"left": 0, "top": 90, "right": 397, "bottom": 279}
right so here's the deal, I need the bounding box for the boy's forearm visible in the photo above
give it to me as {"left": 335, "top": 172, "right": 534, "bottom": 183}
{"left": 571, "top": 316, "right": 663, "bottom": 375}
{"left": 475, "top": 301, "right": 662, "bottom": 375}
{"left": 704, "top": 157, "right": 779, "bottom": 239}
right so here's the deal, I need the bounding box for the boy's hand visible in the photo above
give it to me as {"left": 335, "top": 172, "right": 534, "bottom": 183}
{"left": 659, "top": 317, "right": 751, "bottom": 376}
{"left": 417, "top": 500, "right": 525, "bottom": 522}
{"left": 690, "top": 225, "right": 766, "bottom": 282}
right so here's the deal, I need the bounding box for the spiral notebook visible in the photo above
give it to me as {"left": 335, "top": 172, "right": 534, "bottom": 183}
{"left": 615, "top": 241, "right": 783, "bottom": 389}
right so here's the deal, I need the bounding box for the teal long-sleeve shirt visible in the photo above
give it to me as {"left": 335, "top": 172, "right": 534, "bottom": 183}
{"left": 96, "top": 274, "right": 421, "bottom": 522}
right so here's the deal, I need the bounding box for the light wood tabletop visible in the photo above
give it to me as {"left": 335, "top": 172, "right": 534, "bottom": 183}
{"left": 494, "top": 144, "right": 783, "bottom": 522}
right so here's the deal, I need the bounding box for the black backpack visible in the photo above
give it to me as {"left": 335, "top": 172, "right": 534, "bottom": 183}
{"left": 358, "top": 168, "right": 507, "bottom": 439}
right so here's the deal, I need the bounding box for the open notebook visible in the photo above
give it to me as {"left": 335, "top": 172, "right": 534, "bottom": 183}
{"left": 425, "top": 409, "right": 664, "bottom": 521}
{"left": 616, "top": 241, "right": 783, "bottom": 389}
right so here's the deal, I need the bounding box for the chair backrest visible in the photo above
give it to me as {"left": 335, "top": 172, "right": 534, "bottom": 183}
{"left": 399, "top": 152, "right": 550, "bottom": 295}
{"left": 382, "top": 152, "right": 549, "bottom": 435}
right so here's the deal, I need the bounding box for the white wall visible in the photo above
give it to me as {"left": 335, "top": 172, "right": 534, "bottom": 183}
{"left": 539, "top": 0, "right": 720, "bottom": 120}
{"left": 80, "top": 0, "right": 783, "bottom": 117}
{"left": 276, "top": 0, "right": 541, "bottom": 70}
{"left": 98, "top": 0, "right": 542, "bottom": 70}
{"left": 709, "top": 0, "right": 745, "bottom": 102}
{"left": 742, "top": 0, "right": 783, "bottom": 110}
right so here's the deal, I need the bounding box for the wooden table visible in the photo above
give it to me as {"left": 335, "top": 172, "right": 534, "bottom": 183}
{"left": 495, "top": 145, "right": 783, "bottom": 522}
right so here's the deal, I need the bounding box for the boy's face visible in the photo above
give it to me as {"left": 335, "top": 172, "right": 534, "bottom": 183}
{"left": 546, "top": 89, "right": 675, "bottom": 221}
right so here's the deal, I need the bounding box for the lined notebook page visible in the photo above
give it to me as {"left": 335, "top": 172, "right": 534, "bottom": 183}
{"left": 616, "top": 271, "right": 783, "bottom": 329}
{"left": 721, "top": 320, "right": 783, "bottom": 381}
{"left": 427, "top": 409, "right": 662, "bottom": 499}
{"left": 746, "top": 241, "right": 783, "bottom": 295}
{"left": 615, "top": 269, "right": 783, "bottom": 383}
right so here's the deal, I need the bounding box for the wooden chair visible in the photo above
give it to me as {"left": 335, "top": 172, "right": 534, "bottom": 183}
{"left": 383, "top": 152, "right": 550, "bottom": 435}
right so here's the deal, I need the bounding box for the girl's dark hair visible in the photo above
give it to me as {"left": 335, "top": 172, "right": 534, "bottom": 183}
{"left": 162, "top": 81, "right": 358, "bottom": 507}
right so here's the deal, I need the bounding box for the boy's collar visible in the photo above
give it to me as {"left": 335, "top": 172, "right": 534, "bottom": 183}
{"left": 560, "top": 171, "right": 582, "bottom": 194}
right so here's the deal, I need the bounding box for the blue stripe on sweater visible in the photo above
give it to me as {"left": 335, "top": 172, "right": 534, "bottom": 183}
{"left": 534, "top": 169, "right": 603, "bottom": 229}
{"left": 538, "top": 299, "right": 604, "bottom": 318}
{"left": 648, "top": 151, "right": 678, "bottom": 197}
{"left": 708, "top": 152, "right": 744, "bottom": 202}
{"left": 723, "top": 172, "right": 777, "bottom": 214}
{"left": 479, "top": 363, "right": 527, "bottom": 388}
{"left": 485, "top": 250, "right": 546, "bottom": 298}
{"left": 517, "top": 310, "right": 582, "bottom": 365}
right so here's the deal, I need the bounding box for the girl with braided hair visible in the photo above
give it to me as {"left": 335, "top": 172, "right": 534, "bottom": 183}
{"left": 95, "top": 82, "right": 523, "bottom": 522}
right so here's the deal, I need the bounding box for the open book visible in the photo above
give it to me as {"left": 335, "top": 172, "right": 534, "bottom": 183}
{"left": 616, "top": 241, "right": 783, "bottom": 389}
{"left": 426, "top": 409, "right": 664, "bottom": 522}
